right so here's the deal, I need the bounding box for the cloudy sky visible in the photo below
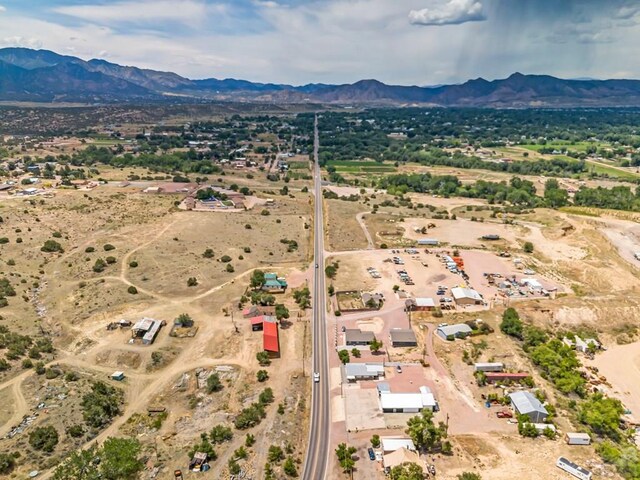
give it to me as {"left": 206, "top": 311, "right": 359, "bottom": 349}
{"left": 0, "top": 0, "right": 639, "bottom": 85}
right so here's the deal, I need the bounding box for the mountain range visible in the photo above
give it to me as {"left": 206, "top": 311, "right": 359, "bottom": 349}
{"left": 2, "top": 48, "right": 640, "bottom": 107}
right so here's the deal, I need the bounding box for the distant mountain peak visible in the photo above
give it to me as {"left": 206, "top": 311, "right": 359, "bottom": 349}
{"left": 0, "top": 47, "right": 639, "bottom": 106}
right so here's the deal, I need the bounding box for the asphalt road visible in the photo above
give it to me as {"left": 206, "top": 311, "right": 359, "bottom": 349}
{"left": 301, "top": 115, "right": 330, "bottom": 480}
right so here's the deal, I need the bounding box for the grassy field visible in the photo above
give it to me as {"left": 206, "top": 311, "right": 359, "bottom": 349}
{"left": 327, "top": 160, "right": 397, "bottom": 174}
{"left": 584, "top": 160, "right": 640, "bottom": 181}
{"left": 519, "top": 141, "right": 604, "bottom": 153}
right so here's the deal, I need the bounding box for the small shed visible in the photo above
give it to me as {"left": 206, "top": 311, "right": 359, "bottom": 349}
{"left": 411, "top": 297, "right": 435, "bottom": 311}
{"left": 417, "top": 239, "right": 439, "bottom": 246}
{"left": 111, "top": 371, "right": 125, "bottom": 381}
{"left": 565, "top": 432, "right": 591, "bottom": 445}
{"left": 474, "top": 362, "right": 504, "bottom": 372}
{"left": 390, "top": 329, "right": 417, "bottom": 347}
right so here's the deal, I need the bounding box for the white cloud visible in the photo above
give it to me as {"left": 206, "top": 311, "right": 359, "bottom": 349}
{"left": 409, "top": 0, "right": 485, "bottom": 26}
{"left": 54, "top": 0, "right": 222, "bottom": 26}
{"left": 2, "top": 36, "right": 42, "bottom": 49}
{"left": 0, "top": 5, "right": 6, "bottom": 13}
{"left": 614, "top": 5, "right": 640, "bottom": 20}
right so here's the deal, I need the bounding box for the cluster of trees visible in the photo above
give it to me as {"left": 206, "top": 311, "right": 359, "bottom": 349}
{"left": 530, "top": 339, "right": 585, "bottom": 395}
{"left": 405, "top": 409, "right": 450, "bottom": 454}
{"left": 0, "top": 278, "right": 15, "bottom": 309}
{"left": 0, "top": 325, "right": 54, "bottom": 370}
{"left": 53, "top": 437, "right": 143, "bottom": 480}
{"left": 379, "top": 174, "right": 541, "bottom": 208}
{"left": 574, "top": 185, "right": 640, "bottom": 211}
{"left": 234, "top": 388, "right": 274, "bottom": 429}
{"left": 394, "top": 146, "right": 588, "bottom": 179}
{"left": 500, "top": 308, "right": 583, "bottom": 394}
{"left": 81, "top": 381, "right": 124, "bottom": 429}
{"left": 376, "top": 172, "right": 640, "bottom": 212}
{"left": 293, "top": 286, "right": 311, "bottom": 309}
{"left": 317, "top": 108, "right": 640, "bottom": 165}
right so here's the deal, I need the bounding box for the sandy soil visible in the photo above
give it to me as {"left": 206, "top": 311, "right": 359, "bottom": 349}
{"left": 588, "top": 342, "right": 640, "bottom": 422}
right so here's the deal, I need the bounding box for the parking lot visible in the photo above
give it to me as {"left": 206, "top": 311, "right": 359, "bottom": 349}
{"left": 344, "top": 384, "right": 386, "bottom": 431}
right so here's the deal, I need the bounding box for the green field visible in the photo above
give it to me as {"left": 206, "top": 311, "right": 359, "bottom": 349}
{"left": 288, "top": 161, "right": 310, "bottom": 170}
{"left": 520, "top": 141, "right": 604, "bottom": 153}
{"left": 585, "top": 160, "right": 640, "bottom": 181}
{"left": 327, "top": 160, "right": 396, "bottom": 174}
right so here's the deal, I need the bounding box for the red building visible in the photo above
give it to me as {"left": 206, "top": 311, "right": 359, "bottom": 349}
{"left": 485, "top": 372, "right": 530, "bottom": 384}
{"left": 263, "top": 321, "right": 280, "bottom": 357}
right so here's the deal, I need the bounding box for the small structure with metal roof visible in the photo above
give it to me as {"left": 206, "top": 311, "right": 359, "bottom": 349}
{"left": 345, "top": 329, "right": 375, "bottom": 345}
{"left": 474, "top": 362, "right": 504, "bottom": 372}
{"left": 343, "top": 363, "right": 385, "bottom": 382}
{"left": 451, "top": 287, "right": 484, "bottom": 305}
{"left": 436, "top": 323, "right": 472, "bottom": 341}
{"left": 556, "top": 457, "right": 592, "bottom": 480}
{"left": 509, "top": 391, "right": 548, "bottom": 422}
{"left": 390, "top": 328, "right": 418, "bottom": 347}
{"left": 261, "top": 273, "right": 288, "bottom": 292}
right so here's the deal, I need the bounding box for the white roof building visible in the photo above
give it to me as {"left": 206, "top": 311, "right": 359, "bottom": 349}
{"left": 522, "top": 278, "right": 543, "bottom": 289}
{"left": 451, "top": 287, "right": 483, "bottom": 305}
{"left": 380, "top": 437, "right": 416, "bottom": 453}
{"left": 414, "top": 298, "right": 436, "bottom": 308}
{"left": 380, "top": 385, "right": 436, "bottom": 413}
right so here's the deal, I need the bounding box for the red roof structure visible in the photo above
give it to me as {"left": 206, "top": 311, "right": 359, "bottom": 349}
{"left": 263, "top": 321, "right": 280, "bottom": 355}
{"left": 485, "top": 372, "right": 529, "bottom": 383}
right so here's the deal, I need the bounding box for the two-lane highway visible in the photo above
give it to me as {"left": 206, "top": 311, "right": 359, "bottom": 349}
{"left": 302, "top": 115, "right": 331, "bottom": 480}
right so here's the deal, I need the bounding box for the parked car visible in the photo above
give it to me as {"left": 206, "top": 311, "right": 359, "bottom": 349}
{"left": 497, "top": 410, "right": 513, "bottom": 418}
{"left": 396, "top": 365, "right": 402, "bottom": 373}
{"left": 368, "top": 448, "right": 375, "bottom": 461}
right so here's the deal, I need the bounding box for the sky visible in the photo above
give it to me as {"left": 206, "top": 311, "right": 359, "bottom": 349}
{"left": 0, "top": 0, "right": 639, "bottom": 85}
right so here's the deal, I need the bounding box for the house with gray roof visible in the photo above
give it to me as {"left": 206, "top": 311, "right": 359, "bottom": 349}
{"left": 509, "top": 390, "right": 548, "bottom": 422}
{"left": 345, "top": 329, "right": 375, "bottom": 345}
{"left": 436, "top": 323, "right": 472, "bottom": 341}
{"left": 343, "top": 363, "right": 385, "bottom": 382}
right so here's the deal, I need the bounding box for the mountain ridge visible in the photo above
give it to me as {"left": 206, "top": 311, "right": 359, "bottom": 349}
{"left": 1, "top": 48, "right": 640, "bottom": 106}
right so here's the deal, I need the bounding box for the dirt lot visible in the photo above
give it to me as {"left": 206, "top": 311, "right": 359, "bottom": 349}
{"left": 324, "top": 199, "right": 369, "bottom": 251}
{"left": 0, "top": 167, "right": 316, "bottom": 478}
{"left": 402, "top": 217, "right": 524, "bottom": 250}
{"left": 587, "top": 341, "right": 640, "bottom": 423}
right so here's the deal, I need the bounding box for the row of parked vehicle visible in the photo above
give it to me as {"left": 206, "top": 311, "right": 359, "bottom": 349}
{"left": 397, "top": 269, "right": 414, "bottom": 285}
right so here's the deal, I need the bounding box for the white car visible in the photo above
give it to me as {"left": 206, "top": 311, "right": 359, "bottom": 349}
{"left": 313, "top": 372, "right": 320, "bottom": 383}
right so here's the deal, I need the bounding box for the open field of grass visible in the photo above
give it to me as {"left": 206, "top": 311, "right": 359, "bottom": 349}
{"left": 324, "top": 198, "right": 369, "bottom": 251}
{"left": 585, "top": 160, "right": 640, "bottom": 181}
{"left": 519, "top": 141, "right": 604, "bottom": 152}
{"left": 327, "top": 160, "right": 397, "bottom": 174}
